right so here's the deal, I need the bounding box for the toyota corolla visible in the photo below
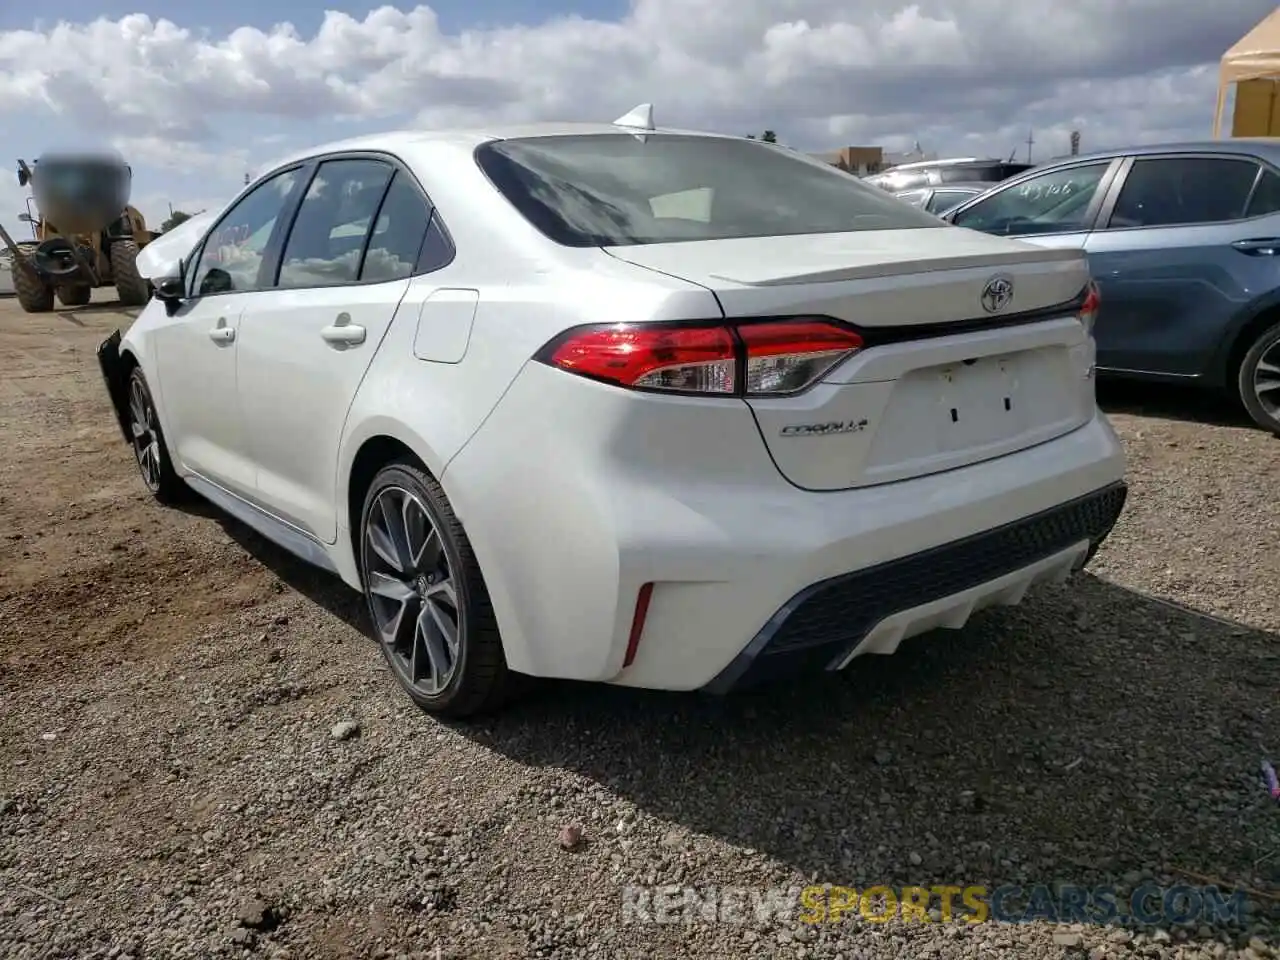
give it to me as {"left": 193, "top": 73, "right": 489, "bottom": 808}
{"left": 97, "top": 106, "right": 1127, "bottom": 717}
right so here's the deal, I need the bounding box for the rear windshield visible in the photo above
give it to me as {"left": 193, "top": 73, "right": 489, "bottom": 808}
{"left": 474, "top": 134, "right": 945, "bottom": 247}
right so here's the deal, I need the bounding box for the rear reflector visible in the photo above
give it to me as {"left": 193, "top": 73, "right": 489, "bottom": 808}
{"left": 624, "top": 582, "right": 654, "bottom": 668}
{"left": 537, "top": 318, "right": 863, "bottom": 397}
{"left": 1079, "top": 281, "right": 1100, "bottom": 336}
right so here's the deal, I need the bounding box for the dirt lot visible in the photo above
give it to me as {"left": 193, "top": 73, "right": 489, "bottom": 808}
{"left": 1, "top": 293, "right": 1278, "bottom": 960}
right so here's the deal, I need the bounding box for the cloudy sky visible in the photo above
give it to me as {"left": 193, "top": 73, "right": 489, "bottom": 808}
{"left": 0, "top": 1, "right": 1274, "bottom": 228}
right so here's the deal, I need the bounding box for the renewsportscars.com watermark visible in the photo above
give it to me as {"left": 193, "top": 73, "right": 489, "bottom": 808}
{"left": 620, "top": 883, "right": 1251, "bottom": 927}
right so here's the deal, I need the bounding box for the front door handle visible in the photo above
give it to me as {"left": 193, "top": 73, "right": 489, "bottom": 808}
{"left": 320, "top": 312, "right": 366, "bottom": 346}
{"left": 208, "top": 321, "right": 235, "bottom": 344}
{"left": 1231, "top": 238, "right": 1280, "bottom": 255}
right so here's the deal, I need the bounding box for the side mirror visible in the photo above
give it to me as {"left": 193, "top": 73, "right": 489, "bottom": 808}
{"left": 155, "top": 275, "right": 184, "bottom": 300}
{"left": 155, "top": 275, "right": 185, "bottom": 315}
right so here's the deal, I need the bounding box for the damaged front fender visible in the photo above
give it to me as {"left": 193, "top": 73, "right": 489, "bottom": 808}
{"left": 97, "top": 328, "right": 133, "bottom": 445}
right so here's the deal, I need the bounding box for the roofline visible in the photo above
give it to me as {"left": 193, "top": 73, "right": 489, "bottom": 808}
{"left": 255, "top": 122, "right": 761, "bottom": 178}
{"left": 1030, "top": 137, "right": 1280, "bottom": 167}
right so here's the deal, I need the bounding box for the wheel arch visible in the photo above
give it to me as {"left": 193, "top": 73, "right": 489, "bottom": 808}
{"left": 346, "top": 434, "right": 426, "bottom": 551}
{"left": 113, "top": 331, "right": 180, "bottom": 469}
{"left": 338, "top": 419, "right": 451, "bottom": 571}
{"left": 1220, "top": 301, "right": 1280, "bottom": 398}
{"left": 339, "top": 425, "right": 523, "bottom": 672}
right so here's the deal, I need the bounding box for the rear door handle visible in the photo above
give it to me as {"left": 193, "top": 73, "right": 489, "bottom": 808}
{"left": 208, "top": 322, "right": 235, "bottom": 343}
{"left": 320, "top": 312, "right": 366, "bottom": 346}
{"left": 1231, "top": 238, "right": 1280, "bottom": 255}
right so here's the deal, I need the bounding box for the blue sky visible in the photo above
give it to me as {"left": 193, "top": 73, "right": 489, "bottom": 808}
{"left": 0, "top": 0, "right": 629, "bottom": 38}
{"left": 0, "top": 2, "right": 1273, "bottom": 228}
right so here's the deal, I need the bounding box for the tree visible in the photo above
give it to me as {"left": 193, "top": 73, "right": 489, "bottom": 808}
{"left": 762, "top": 130, "right": 777, "bottom": 143}
{"left": 160, "top": 210, "right": 192, "bottom": 233}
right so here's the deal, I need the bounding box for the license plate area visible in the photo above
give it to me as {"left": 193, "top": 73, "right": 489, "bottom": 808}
{"left": 858, "top": 344, "right": 1084, "bottom": 485}
{"left": 935, "top": 354, "right": 1026, "bottom": 450}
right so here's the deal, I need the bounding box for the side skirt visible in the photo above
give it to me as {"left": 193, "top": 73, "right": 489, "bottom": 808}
{"left": 185, "top": 474, "right": 341, "bottom": 576}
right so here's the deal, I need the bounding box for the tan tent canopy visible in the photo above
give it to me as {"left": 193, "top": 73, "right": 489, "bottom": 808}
{"left": 1214, "top": 6, "right": 1280, "bottom": 137}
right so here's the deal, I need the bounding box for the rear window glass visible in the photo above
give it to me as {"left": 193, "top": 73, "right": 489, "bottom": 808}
{"left": 475, "top": 134, "right": 945, "bottom": 247}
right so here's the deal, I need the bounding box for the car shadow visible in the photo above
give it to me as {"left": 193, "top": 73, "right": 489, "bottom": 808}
{"left": 185, "top": 494, "right": 1279, "bottom": 940}
{"left": 176, "top": 496, "right": 370, "bottom": 631}
{"left": 1096, "top": 379, "right": 1255, "bottom": 430}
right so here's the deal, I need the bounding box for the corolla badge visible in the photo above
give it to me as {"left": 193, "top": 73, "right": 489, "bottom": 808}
{"left": 980, "top": 275, "right": 1014, "bottom": 314}
{"left": 780, "top": 419, "right": 868, "bottom": 437}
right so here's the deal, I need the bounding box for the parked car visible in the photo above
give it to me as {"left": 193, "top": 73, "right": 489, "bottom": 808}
{"left": 865, "top": 158, "right": 1034, "bottom": 193}
{"left": 95, "top": 112, "right": 1127, "bottom": 717}
{"left": 941, "top": 140, "right": 1280, "bottom": 435}
{"left": 894, "top": 182, "right": 989, "bottom": 216}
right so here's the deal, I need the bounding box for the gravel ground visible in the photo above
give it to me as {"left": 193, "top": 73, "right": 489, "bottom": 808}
{"left": 1, "top": 295, "right": 1278, "bottom": 960}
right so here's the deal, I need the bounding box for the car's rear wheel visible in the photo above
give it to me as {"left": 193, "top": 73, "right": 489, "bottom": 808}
{"left": 1238, "top": 320, "right": 1280, "bottom": 437}
{"left": 359, "top": 461, "right": 512, "bottom": 717}
{"left": 127, "top": 367, "right": 185, "bottom": 503}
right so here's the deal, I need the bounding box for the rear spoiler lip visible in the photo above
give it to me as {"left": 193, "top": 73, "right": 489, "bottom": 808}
{"left": 709, "top": 245, "right": 1085, "bottom": 287}
{"left": 855, "top": 282, "right": 1092, "bottom": 348}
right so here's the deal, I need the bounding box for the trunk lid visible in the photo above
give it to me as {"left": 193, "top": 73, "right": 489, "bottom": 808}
{"left": 605, "top": 229, "right": 1097, "bottom": 491}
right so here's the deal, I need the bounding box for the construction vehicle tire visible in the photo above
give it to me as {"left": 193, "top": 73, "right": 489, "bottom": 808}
{"left": 111, "top": 239, "right": 149, "bottom": 307}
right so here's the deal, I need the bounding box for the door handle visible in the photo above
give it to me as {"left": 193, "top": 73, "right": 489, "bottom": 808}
{"left": 1231, "top": 238, "right": 1280, "bottom": 255}
{"left": 208, "top": 323, "right": 235, "bottom": 343}
{"left": 320, "top": 312, "right": 366, "bottom": 346}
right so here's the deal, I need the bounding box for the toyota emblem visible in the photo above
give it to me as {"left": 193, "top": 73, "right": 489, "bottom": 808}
{"left": 980, "top": 276, "right": 1014, "bottom": 314}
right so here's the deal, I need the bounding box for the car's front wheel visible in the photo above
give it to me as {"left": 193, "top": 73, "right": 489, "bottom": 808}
{"left": 126, "top": 367, "right": 186, "bottom": 503}
{"left": 358, "top": 461, "right": 512, "bottom": 717}
{"left": 1238, "top": 320, "right": 1280, "bottom": 436}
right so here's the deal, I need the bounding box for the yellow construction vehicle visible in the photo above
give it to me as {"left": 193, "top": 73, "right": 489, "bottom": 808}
{"left": 0, "top": 152, "right": 155, "bottom": 312}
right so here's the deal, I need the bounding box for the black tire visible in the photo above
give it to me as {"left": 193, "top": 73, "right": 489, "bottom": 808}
{"left": 56, "top": 285, "right": 91, "bottom": 307}
{"left": 11, "top": 251, "right": 53, "bottom": 313}
{"left": 111, "top": 239, "right": 150, "bottom": 307}
{"left": 358, "top": 460, "right": 513, "bottom": 717}
{"left": 1237, "top": 320, "right": 1280, "bottom": 437}
{"left": 126, "top": 367, "right": 186, "bottom": 504}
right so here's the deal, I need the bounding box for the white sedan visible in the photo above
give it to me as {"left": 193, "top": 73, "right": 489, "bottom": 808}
{"left": 96, "top": 106, "right": 1127, "bottom": 717}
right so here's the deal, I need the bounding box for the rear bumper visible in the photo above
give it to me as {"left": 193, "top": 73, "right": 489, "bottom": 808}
{"left": 445, "top": 355, "right": 1128, "bottom": 690}
{"left": 702, "top": 480, "right": 1126, "bottom": 694}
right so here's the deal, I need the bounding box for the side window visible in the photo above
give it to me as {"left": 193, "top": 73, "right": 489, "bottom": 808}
{"left": 1108, "top": 157, "right": 1260, "bottom": 228}
{"left": 951, "top": 163, "right": 1110, "bottom": 236}
{"left": 277, "top": 159, "right": 394, "bottom": 289}
{"left": 359, "top": 172, "right": 432, "bottom": 283}
{"left": 927, "top": 189, "right": 974, "bottom": 214}
{"left": 189, "top": 168, "right": 300, "bottom": 296}
{"left": 415, "top": 213, "right": 455, "bottom": 274}
{"left": 895, "top": 189, "right": 928, "bottom": 208}
{"left": 1246, "top": 167, "right": 1280, "bottom": 217}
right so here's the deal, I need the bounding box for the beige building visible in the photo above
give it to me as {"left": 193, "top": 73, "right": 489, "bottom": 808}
{"left": 809, "top": 145, "right": 938, "bottom": 176}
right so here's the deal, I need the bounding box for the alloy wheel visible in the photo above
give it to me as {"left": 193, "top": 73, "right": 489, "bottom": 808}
{"left": 1252, "top": 340, "right": 1280, "bottom": 421}
{"left": 362, "top": 485, "right": 461, "bottom": 697}
{"left": 128, "top": 378, "right": 162, "bottom": 492}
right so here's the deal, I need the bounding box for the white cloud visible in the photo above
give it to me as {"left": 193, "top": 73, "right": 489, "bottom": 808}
{"left": 0, "top": 0, "right": 1272, "bottom": 229}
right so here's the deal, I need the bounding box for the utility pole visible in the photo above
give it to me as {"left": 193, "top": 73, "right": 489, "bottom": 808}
{"left": 1025, "top": 129, "right": 1035, "bottom": 163}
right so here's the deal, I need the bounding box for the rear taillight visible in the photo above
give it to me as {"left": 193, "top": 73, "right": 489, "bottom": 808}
{"left": 537, "top": 318, "right": 863, "bottom": 397}
{"left": 1079, "top": 281, "right": 1100, "bottom": 337}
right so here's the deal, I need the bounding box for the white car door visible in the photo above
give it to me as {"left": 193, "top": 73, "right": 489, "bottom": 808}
{"left": 234, "top": 157, "right": 438, "bottom": 543}
{"left": 151, "top": 166, "right": 305, "bottom": 499}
